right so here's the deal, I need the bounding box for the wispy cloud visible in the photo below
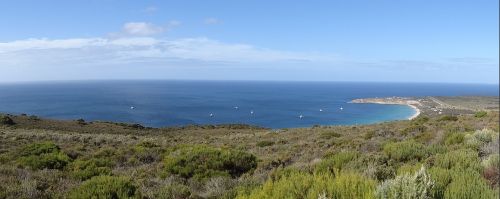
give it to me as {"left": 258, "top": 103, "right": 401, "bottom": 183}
{"left": 0, "top": 37, "right": 336, "bottom": 68}
{"left": 122, "top": 22, "right": 164, "bottom": 36}
{"left": 203, "top": 17, "right": 220, "bottom": 25}
{"left": 167, "top": 20, "right": 182, "bottom": 28}
{"left": 142, "top": 6, "right": 158, "bottom": 14}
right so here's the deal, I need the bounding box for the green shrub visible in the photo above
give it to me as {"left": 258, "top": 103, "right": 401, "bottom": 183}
{"left": 482, "top": 154, "right": 500, "bottom": 169}
{"left": 438, "top": 115, "right": 458, "bottom": 122}
{"left": 70, "top": 158, "right": 113, "bottom": 180}
{"left": 18, "top": 152, "right": 71, "bottom": 170}
{"left": 444, "top": 170, "right": 497, "bottom": 199}
{"left": 376, "top": 167, "right": 434, "bottom": 199}
{"left": 383, "top": 140, "right": 427, "bottom": 162}
{"left": 132, "top": 142, "right": 163, "bottom": 164}
{"left": 463, "top": 129, "right": 498, "bottom": 153}
{"left": 236, "top": 170, "right": 375, "bottom": 199}
{"left": 434, "top": 149, "right": 481, "bottom": 172}
{"left": 444, "top": 132, "right": 465, "bottom": 145}
{"left": 427, "top": 144, "right": 447, "bottom": 156}
{"left": 396, "top": 163, "right": 422, "bottom": 175}
{"left": 474, "top": 111, "right": 488, "bottom": 118}
{"left": 428, "top": 167, "right": 452, "bottom": 199}
{"left": 163, "top": 145, "right": 257, "bottom": 180}
{"left": 401, "top": 124, "right": 427, "bottom": 135}
{"left": 315, "top": 151, "right": 359, "bottom": 173}
{"left": 16, "top": 142, "right": 71, "bottom": 170}
{"left": 319, "top": 131, "right": 341, "bottom": 139}
{"left": 67, "top": 176, "right": 139, "bottom": 199}
{"left": 0, "top": 115, "right": 15, "bottom": 125}
{"left": 19, "top": 142, "right": 60, "bottom": 156}
{"left": 256, "top": 141, "right": 275, "bottom": 147}
{"left": 154, "top": 184, "right": 191, "bottom": 199}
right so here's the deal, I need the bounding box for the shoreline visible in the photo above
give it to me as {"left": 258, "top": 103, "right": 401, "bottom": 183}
{"left": 350, "top": 97, "right": 422, "bottom": 120}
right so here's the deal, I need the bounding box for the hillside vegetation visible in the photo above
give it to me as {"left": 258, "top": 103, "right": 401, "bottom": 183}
{"left": 0, "top": 110, "right": 498, "bottom": 199}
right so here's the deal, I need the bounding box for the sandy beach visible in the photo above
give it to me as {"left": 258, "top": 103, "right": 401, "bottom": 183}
{"left": 350, "top": 97, "right": 422, "bottom": 120}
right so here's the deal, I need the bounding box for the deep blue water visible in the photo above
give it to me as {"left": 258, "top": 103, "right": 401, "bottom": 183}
{"left": 0, "top": 81, "right": 497, "bottom": 128}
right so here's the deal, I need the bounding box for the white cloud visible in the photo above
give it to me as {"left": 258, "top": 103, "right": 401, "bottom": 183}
{"left": 122, "top": 22, "right": 164, "bottom": 36}
{"left": 0, "top": 37, "right": 336, "bottom": 67}
{"left": 142, "top": 6, "right": 158, "bottom": 14}
{"left": 168, "top": 20, "right": 182, "bottom": 27}
{"left": 203, "top": 17, "right": 220, "bottom": 25}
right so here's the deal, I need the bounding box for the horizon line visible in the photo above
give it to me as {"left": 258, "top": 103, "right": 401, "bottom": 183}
{"left": 0, "top": 78, "right": 498, "bottom": 86}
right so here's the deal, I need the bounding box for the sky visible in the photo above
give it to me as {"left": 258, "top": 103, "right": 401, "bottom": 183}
{"left": 0, "top": 0, "right": 498, "bottom": 84}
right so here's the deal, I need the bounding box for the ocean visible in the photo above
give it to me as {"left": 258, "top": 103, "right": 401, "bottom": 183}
{"left": 0, "top": 80, "right": 497, "bottom": 128}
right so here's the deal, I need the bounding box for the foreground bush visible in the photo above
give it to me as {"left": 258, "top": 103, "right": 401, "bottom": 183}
{"left": 383, "top": 140, "right": 427, "bottom": 162}
{"left": 132, "top": 141, "right": 163, "bottom": 164}
{"left": 163, "top": 145, "right": 257, "bottom": 180}
{"left": 17, "top": 142, "right": 71, "bottom": 170}
{"left": 19, "top": 142, "right": 60, "bottom": 156}
{"left": 315, "top": 151, "right": 358, "bottom": 173}
{"left": 67, "top": 176, "right": 139, "bottom": 199}
{"left": 154, "top": 184, "right": 191, "bottom": 199}
{"left": 236, "top": 170, "right": 375, "bottom": 199}
{"left": 482, "top": 154, "right": 500, "bottom": 169}
{"left": 70, "top": 158, "right": 113, "bottom": 180}
{"left": 434, "top": 149, "right": 481, "bottom": 172}
{"left": 474, "top": 111, "right": 488, "bottom": 118}
{"left": 376, "top": 167, "right": 434, "bottom": 199}
{"left": 444, "top": 132, "right": 465, "bottom": 145}
{"left": 464, "top": 129, "right": 498, "bottom": 151}
{"left": 428, "top": 167, "right": 452, "bottom": 199}
{"left": 444, "top": 170, "right": 498, "bottom": 199}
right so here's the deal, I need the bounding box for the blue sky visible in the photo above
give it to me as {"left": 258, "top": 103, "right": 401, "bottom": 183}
{"left": 0, "top": 0, "right": 498, "bottom": 83}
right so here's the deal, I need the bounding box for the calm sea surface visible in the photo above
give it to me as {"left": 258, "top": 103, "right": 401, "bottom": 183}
{"left": 0, "top": 81, "right": 497, "bottom": 128}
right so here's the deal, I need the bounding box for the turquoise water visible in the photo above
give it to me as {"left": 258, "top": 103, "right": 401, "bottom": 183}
{"left": 0, "top": 81, "right": 497, "bottom": 128}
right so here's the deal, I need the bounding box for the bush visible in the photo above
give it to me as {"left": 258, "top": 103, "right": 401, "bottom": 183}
{"left": 433, "top": 149, "right": 481, "bottom": 172}
{"left": 472, "top": 129, "right": 495, "bottom": 143}
{"left": 236, "top": 170, "right": 375, "bottom": 199}
{"left": 132, "top": 142, "right": 163, "bottom": 164}
{"left": 17, "top": 142, "right": 71, "bottom": 170}
{"left": 444, "top": 132, "right": 465, "bottom": 145}
{"left": 474, "top": 111, "right": 488, "bottom": 118}
{"left": 18, "top": 152, "right": 71, "bottom": 170}
{"left": 315, "top": 151, "right": 359, "bottom": 173}
{"left": 19, "top": 142, "right": 60, "bottom": 156}
{"left": 401, "top": 124, "right": 427, "bottom": 135}
{"left": 163, "top": 145, "right": 257, "bottom": 180}
{"left": 464, "top": 129, "right": 498, "bottom": 151}
{"left": 67, "top": 176, "right": 139, "bottom": 199}
{"left": 482, "top": 154, "right": 500, "bottom": 169}
{"left": 383, "top": 140, "right": 427, "bottom": 162}
{"left": 438, "top": 115, "right": 458, "bottom": 122}
{"left": 319, "top": 131, "right": 341, "bottom": 139}
{"left": 256, "top": 141, "right": 275, "bottom": 147}
{"left": 376, "top": 167, "right": 434, "bottom": 199}
{"left": 154, "top": 184, "right": 191, "bottom": 199}
{"left": 70, "top": 158, "right": 113, "bottom": 180}
{"left": 444, "top": 170, "right": 497, "bottom": 199}
{"left": 396, "top": 163, "right": 422, "bottom": 175}
{"left": 428, "top": 167, "right": 452, "bottom": 199}
{"left": 0, "top": 115, "right": 15, "bottom": 125}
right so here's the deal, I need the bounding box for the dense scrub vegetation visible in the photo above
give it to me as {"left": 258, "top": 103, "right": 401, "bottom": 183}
{"left": 0, "top": 112, "right": 498, "bottom": 198}
{"left": 163, "top": 145, "right": 257, "bottom": 180}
